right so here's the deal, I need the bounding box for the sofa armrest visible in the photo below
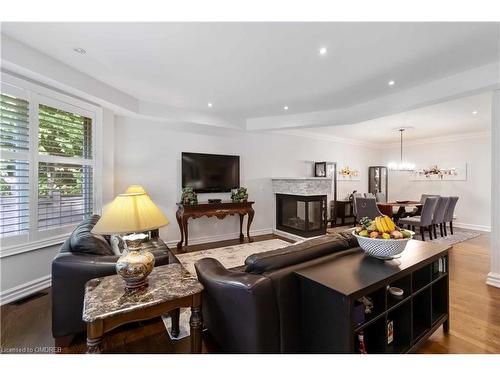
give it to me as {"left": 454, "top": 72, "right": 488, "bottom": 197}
{"left": 195, "top": 258, "right": 280, "bottom": 353}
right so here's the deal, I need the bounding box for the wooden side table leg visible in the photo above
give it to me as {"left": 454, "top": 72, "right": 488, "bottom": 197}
{"left": 246, "top": 209, "right": 254, "bottom": 243}
{"left": 239, "top": 214, "right": 245, "bottom": 242}
{"left": 171, "top": 308, "right": 180, "bottom": 338}
{"left": 182, "top": 217, "right": 189, "bottom": 247}
{"left": 86, "top": 321, "right": 104, "bottom": 354}
{"left": 189, "top": 305, "right": 203, "bottom": 353}
{"left": 176, "top": 210, "right": 184, "bottom": 250}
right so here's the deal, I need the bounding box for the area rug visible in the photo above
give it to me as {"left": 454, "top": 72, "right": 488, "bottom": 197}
{"left": 417, "top": 228, "right": 481, "bottom": 245}
{"left": 162, "top": 238, "right": 291, "bottom": 340}
{"left": 174, "top": 238, "right": 291, "bottom": 276}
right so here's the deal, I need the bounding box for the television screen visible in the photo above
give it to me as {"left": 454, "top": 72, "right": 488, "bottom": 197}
{"left": 182, "top": 152, "right": 240, "bottom": 193}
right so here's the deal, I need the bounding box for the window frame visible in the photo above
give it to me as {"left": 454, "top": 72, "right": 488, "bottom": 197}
{"left": 0, "top": 73, "right": 102, "bottom": 258}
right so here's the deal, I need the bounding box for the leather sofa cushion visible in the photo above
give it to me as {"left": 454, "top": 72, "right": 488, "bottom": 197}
{"left": 244, "top": 233, "right": 356, "bottom": 274}
{"left": 67, "top": 215, "right": 114, "bottom": 255}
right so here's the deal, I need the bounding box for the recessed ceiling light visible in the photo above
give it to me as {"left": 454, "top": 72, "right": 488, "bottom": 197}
{"left": 73, "top": 48, "right": 86, "bottom": 54}
{"left": 319, "top": 47, "right": 327, "bottom": 56}
{"left": 207, "top": 102, "right": 213, "bottom": 108}
{"left": 472, "top": 110, "right": 478, "bottom": 115}
{"left": 388, "top": 80, "right": 395, "bottom": 86}
{"left": 283, "top": 106, "right": 289, "bottom": 110}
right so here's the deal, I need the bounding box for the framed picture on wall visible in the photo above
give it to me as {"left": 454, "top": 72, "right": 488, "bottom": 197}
{"left": 315, "top": 162, "right": 327, "bottom": 177}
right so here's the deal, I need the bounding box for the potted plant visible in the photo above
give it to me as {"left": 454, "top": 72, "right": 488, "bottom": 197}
{"left": 231, "top": 187, "right": 248, "bottom": 203}
{"left": 180, "top": 187, "right": 198, "bottom": 205}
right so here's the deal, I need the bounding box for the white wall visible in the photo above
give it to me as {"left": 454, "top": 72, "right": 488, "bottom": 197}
{"left": 382, "top": 134, "right": 491, "bottom": 231}
{"left": 114, "top": 117, "right": 380, "bottom": 245}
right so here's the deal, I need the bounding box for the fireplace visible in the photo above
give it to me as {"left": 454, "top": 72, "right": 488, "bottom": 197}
{"left": 276, "top": 194, "right": 327, "bottom": 237}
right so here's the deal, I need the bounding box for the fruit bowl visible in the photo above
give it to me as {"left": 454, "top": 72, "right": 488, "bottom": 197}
{"left": 353, "top": 230, "right": 414, "bottom": 259}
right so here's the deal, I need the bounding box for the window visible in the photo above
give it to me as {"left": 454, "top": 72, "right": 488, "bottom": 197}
{"left": 0, "top": 77, "right": 100, "bottom": 252}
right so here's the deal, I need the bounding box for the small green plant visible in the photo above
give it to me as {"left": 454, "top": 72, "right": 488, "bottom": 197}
{"left": 231, "top": 187, "right": 248, "bottom": 202}
{"left": 180, "top": 187, "right": 198, "bottom": 205}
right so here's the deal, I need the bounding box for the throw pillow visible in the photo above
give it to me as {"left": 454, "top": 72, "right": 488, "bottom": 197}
{"left": 69, "top": 215, "right": 114, "bottom": 255}
{"left": 110, "top": 235, "right": 126, "bottom": 255}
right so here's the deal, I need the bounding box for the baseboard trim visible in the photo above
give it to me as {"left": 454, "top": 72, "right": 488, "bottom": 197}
{"left": 453, "top": 222, "right": 491, "bottom": 232}
{"left": 486, "top": 272, "right": 500, "bottom": 288}
{"left": 0, "top": 274, "right": 51, "bottom": 306}
{"left": 164, "top": 228, "right": 274, "bottom": 248}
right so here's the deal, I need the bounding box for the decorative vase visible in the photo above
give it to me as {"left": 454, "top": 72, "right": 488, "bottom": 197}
{"left": 115, "top": 233, "right": 155, "bottom": 290}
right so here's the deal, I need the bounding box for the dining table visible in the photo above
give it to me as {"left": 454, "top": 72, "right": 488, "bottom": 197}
{"left": 377, "top": 200, "right": 422, "bottom": 222}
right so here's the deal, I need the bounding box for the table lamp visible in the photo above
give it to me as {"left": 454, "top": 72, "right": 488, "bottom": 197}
{"left": 92, "top": 188, "right": 169, "bottom": 290}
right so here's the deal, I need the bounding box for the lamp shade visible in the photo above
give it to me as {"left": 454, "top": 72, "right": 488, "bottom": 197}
{"left": 125, "top": 185, "right": 147, "bottom": 194}
{"left": 92, "top": 192, "right": 169, "bottom": 235}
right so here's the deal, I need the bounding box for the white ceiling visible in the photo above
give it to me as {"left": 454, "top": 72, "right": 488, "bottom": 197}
{"left": 2, "top": 22, "right": 499, "bottom": 121}
{"left": 299, "top": 93, "right": 491, "bottom": 144}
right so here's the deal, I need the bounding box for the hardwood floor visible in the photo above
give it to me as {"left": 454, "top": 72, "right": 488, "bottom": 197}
{"left": 418, "top": 233, "right": 500, "bottom": 353}
{"left": 1, "top": 232, "right": 499, "bottom": 354}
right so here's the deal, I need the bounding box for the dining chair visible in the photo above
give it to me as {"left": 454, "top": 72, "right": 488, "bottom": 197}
{"left": 352, "top": 193, "right": 363, "bottom": 217}
{"left": 355, "top": 197, "right": 383, "bottom": 222}
{"left": 420, "top": 194, "right": 440, "bottom": 203}
{"left": 375, "top": 192, "right": 387, "bottom": 203}
{"left": 409, "top": 194, "right": 440, "bottom": 216}
{"left": 432, "top": 197, "right": 450, "bottom": 238}
{"left": 364, "top": 193, "right": 375, "bottom": 198}
{"left": 443, "top": 196, "right": 459, "bottom": 235}
{"left": 398, "top": 197, "right": 439, "bottom": 241}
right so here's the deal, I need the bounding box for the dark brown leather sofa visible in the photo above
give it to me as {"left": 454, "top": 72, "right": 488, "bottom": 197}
{"left": 195, "top": 232, "right": 359, "bottom": 353}
{"left": 51, "top": 215, "right": 170, "bottom": 345}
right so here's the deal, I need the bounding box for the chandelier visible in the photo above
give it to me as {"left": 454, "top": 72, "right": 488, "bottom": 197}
{"left": 388, "top": 128, "right": 415, "bottom": 171}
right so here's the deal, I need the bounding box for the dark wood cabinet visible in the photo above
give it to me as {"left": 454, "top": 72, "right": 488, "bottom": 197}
{"left": 330, "top": 200, "right": 355, "bottom": 227}
{"left": 368, "top": 166, "right": 388, "bottom": 197}
{"left": 295, "top": 241, "right": 450, "bottom": 353}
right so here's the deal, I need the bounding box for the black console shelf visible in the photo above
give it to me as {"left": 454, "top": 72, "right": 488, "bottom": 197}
{"left": 295, "top": 241, "right": 450, "bottom": 353}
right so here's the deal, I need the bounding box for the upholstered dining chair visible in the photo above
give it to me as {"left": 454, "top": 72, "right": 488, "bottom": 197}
{"left": 355, "top": 197, "right": 383, "bottom": 222}
{"left": 432, "top": 197, "right": 450, "bottom": 238}
{"left": 375, "top": 192, "right": 387, "bottom": 203}
{"left": 398, "top": 196, "right": 439, "bottom": 241}
{"left": 352, "top": 193, "right": 363, "bottom": 217}
{"left": 443, "top": 196, "right": 459, "bottom": 235}
{"left": 409, "top": 194, "right": 440, "bottom": 217}
{"left": 364, "top": 193, "right": 375, "bottom": 198}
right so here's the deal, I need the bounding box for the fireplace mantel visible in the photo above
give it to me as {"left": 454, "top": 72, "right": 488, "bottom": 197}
{"left": 271, "top": 177, "right": 332, "bottom": 196}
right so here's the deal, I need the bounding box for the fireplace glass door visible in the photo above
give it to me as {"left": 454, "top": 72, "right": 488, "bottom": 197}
{"left": 276, "top": 194, "right": 327, "bottom": 237}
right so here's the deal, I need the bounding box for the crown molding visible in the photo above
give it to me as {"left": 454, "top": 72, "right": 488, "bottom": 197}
{"left": 275, "top": 129, "right": 381, "bottom": 149}
{"left": 382, "top": 131, "right": 491, "bottom": 149}
{"left": 275, "top": 129, "right": 491, "bottom": 150}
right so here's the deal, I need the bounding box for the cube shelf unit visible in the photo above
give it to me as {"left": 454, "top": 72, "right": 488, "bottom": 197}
{"left": 297, "top": 247, "right": 449, "bottom": 354}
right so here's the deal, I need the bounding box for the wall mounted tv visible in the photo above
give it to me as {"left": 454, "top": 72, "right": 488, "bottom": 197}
{"left": 182, "top": 152, "right": 240, "bottom": 193}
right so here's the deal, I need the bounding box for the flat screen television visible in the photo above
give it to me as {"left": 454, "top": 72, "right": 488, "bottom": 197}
{"left": 182, "top": 152, "right": 240, "bottom": 193}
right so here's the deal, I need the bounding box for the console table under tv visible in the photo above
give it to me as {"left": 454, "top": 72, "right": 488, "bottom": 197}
{"left": 176, "top": 201, "right": 255, "bottom": 250}
{"left": 295, "top": 240, "right": 450, "bottom": 353}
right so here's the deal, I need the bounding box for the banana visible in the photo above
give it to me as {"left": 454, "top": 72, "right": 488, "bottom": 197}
{"left": 383, "top": 215, "right": 396, "bottom": 232}
{"left": 381, "top": 217, "right": 389, "bottom": 232}
{"left": 375, "top": 216, "right": 387, "bottom": 233}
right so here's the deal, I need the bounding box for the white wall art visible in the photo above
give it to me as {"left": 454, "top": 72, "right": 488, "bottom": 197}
{"left": 410, "top": 162, "right": 467, "bottom": 181}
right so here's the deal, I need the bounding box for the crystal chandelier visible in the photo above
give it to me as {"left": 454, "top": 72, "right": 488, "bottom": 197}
{"left": 388, "top": 128, "right": 415, "bottom": 171}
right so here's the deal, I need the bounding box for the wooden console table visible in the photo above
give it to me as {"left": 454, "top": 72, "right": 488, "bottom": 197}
{"left": 176, "top": 201, "right": 255, "bottom": 250}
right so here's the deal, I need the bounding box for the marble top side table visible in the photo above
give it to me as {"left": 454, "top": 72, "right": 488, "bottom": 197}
{"left": 82, "top": 263, "right": 203, "bottom": 353}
